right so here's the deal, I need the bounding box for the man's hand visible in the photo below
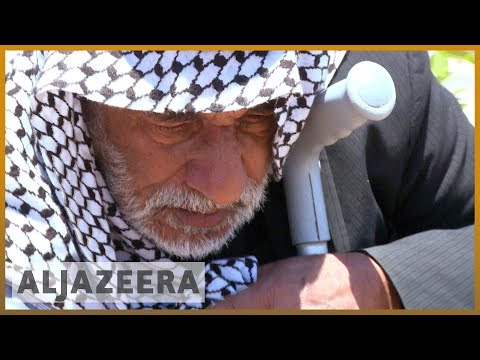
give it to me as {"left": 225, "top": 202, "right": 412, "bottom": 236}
{"left": 211, "top": 253, "right": 402, "bottom": 309}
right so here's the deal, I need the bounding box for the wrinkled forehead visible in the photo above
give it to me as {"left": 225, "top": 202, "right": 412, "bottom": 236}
{"left": 80, "top": 96, "right": 278, "bottom": 126}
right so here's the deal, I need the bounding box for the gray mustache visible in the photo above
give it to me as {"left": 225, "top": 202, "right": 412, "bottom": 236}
{"left": 129, "top": 178, "right": 265, "bottom": 221}
{"left": 147, "top": 188, "right": 243, "bottom": 214}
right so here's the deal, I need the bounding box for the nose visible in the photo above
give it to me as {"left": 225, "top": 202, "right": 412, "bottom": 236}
{"left": 185, "top": 125, "right": 246, "bottom": 205}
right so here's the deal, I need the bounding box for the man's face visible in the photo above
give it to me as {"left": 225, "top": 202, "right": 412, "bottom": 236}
{"left": 83, "top": 100, "right": 277, "bottom": 259}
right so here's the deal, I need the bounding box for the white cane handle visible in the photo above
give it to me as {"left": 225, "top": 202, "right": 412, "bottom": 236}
{"left": 283, "top": 61, "right": 396, "bottom": 255}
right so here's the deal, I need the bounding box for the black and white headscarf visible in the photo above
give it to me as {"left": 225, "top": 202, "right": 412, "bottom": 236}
{"left": 5, "top": 50, "right": 346, "bottom": 309}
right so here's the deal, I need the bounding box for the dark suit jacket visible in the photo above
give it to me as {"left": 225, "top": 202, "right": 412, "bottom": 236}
{"left": 210, "top": 51, "right": 474, "bottom": 309}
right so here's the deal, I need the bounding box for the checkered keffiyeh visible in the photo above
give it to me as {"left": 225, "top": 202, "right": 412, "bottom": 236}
{"left": 5, "top": 50, "right": 346, "bottom": 309}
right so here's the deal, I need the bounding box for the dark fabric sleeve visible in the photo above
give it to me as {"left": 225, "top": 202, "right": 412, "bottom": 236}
{"left": 364, "top": 226, "right": 473, "bottom": 309}
{"left": 362, "top": 51, "right": 474, "bottom": 309}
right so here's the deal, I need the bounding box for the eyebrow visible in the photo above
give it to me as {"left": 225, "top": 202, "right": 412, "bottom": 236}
{"left": 143, "top": 110, "right": 195, "bottom": 123}
{"left": 143, "top": 101, "right": 275, "bottom": 122}
{"left": 247, "top": 102, "right": 275, "bottom": 114}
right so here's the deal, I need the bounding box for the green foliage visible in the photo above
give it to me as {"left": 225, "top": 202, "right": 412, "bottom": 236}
{"left": 430, "top": 50, "right": 474, "bottom": 109}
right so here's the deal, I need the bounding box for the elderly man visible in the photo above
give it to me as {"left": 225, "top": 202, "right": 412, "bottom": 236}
{"left": 5, "top": 50, "right": 474, "bottom": 309}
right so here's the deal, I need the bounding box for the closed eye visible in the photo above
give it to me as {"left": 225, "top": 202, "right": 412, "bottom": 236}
{"left": 150, "top": 121, "right": 197, "bottom": 143}
{"left": 237, "top": 114, "right": 275, "bottom": 135}
{"left": 155, "top": 121, "right": 191, "bottom": 132}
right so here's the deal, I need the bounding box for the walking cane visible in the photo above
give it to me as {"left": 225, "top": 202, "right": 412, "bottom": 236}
{"left": 283, "top": 61, "right": 396, "bottom": 255}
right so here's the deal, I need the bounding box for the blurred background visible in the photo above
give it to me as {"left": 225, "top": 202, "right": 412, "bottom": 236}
{"left": 429, "top": 50, "right": 475, "bottom": 126}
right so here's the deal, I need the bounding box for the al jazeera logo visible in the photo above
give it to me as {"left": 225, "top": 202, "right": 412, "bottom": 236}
{"left": 8, "top": 262, "right": 205, "bottom": 305}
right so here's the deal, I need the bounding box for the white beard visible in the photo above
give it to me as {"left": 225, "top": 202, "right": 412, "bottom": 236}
{"left": 87, "top": 104, "right": 271, "bottom": 259}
